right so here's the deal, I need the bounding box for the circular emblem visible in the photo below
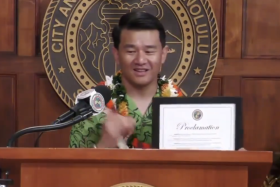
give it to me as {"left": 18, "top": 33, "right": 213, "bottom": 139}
{"left": 110, "top": 182, "right": 154, "bottom": 187}
{"left": 192, "top": 109, "right": 203, "bottom": 121}
{"left": 90, "top": 93, "right": 105, "bottom": 113}
{"left": 41, "top": 0, "right": 219, "bottom": 107}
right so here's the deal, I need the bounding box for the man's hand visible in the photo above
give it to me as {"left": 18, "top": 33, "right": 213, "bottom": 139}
{"left": 97, "top": 109, "right": 136, "bottom": 148}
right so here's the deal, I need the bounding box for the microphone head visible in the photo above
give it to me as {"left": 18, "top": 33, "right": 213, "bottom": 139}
{"left": 90, "top": 85, "right": 112, "bottom": 114}
{"left": 94, "top": 85, "right": 112, "bottom": 104}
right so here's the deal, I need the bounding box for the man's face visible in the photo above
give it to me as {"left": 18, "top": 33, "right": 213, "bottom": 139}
{"left": 113, "top": 29, "right": 168, "bottom": 87}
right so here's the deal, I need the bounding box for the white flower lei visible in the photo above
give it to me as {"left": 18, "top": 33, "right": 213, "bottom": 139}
{"left": 104, "top": 74, "right": 179, "bottom": 108}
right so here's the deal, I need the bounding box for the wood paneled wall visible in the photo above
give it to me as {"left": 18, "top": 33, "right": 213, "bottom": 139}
{"left": 0, "top": 0, "right": 280, "bottom": 152}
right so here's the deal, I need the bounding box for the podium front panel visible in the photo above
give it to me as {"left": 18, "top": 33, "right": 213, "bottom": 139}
{"left": 21, "top": 163, "right": 248, "bottom": 187}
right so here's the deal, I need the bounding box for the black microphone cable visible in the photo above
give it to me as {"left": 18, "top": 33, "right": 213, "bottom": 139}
{"left": 7, "top": 110, "right": 93, "bottom": 147}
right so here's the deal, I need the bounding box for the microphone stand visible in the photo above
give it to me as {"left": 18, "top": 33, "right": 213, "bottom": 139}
{"left": 7, "top": 110, "right": 93, "bottom": 147}
{"left": 33, "top": 120, "right": 58, "bottom": 147}
{"left": 33, "top": 102, "right": 92, "bottom": 147}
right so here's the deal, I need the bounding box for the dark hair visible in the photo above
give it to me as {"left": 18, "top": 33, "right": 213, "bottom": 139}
{"left": 112, "top": 11, "right": 166, "bottom": 49}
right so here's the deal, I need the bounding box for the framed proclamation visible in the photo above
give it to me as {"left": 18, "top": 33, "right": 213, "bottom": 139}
{"left": 151, "top": 97, "right": 243, "bottom": 151}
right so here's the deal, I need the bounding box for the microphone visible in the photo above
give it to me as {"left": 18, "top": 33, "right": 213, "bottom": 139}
{"left": 7, "top": 85, "right": 112, "bottom": 147}
{"left": 34, "top": 86, "right": 111, "bottom": 147}
{"left": 56, "top": 86, "right": 112, "bottom": 123}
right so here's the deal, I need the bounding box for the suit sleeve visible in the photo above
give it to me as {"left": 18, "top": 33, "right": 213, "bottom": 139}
{"left": 69, "top": 112, "right": 106, "bottom": 148}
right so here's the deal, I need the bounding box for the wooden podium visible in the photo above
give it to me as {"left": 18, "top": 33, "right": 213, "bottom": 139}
{"left": 0, "top": 148, "right": 273, "bottom": 187}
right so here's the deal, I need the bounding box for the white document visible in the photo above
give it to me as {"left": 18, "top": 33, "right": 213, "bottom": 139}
{"left": 159, "top": 104, "right": 235, "bottom": 150}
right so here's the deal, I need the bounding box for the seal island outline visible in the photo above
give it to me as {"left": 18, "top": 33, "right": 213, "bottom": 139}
{"left": 41, "top": 0, "right": 219, "bottom": 108}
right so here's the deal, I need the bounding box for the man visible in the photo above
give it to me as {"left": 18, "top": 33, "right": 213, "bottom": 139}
{"left": 69, "top": 11, "right": 246, "bottom": 151}
{"left": 69, "top": 11, "right": 183, "bottom": 149}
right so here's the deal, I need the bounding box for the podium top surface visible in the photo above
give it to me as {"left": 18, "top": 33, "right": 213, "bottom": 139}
{"left": 0, "top": 148, "right": 273, "bottom": 165}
